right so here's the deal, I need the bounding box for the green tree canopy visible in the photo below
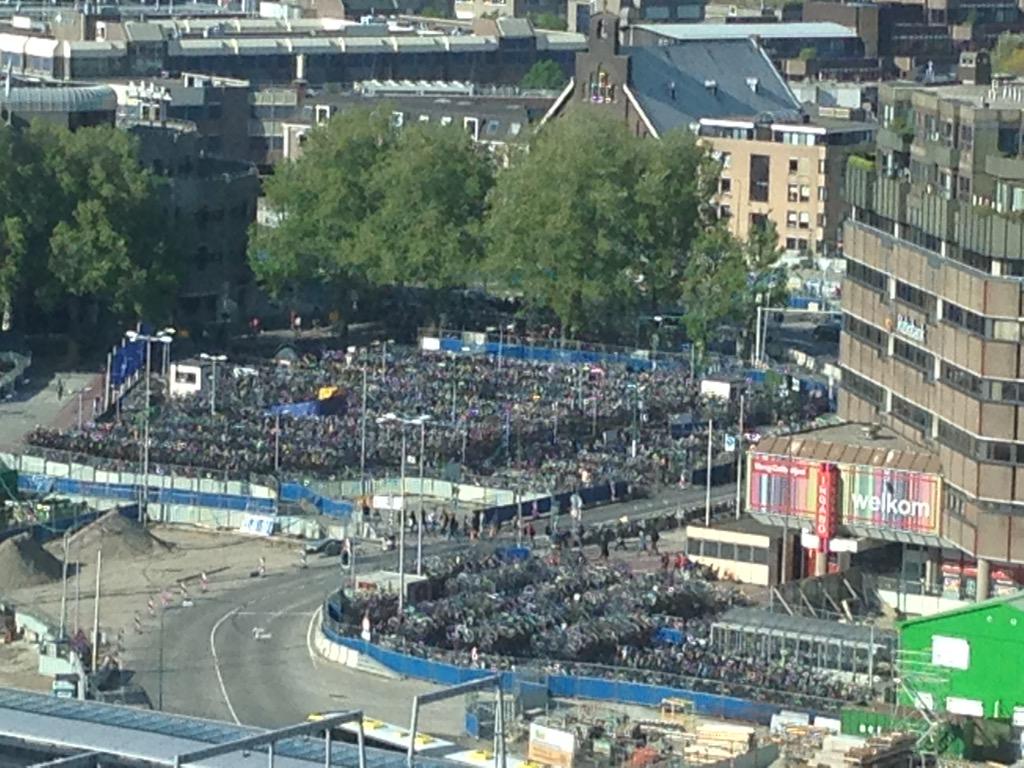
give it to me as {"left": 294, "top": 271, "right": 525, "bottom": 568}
{"left": 250, "top": 106, "right": 494, "bottom": 297}
{"left": 993, "top": 33, "right": 1024, "bottom": 76}
{"left": 483, "top": 112, "right": 715, "bottom": 336}
{"left": 519, "top": 59, "right": 568, "bottom": 90}
{"left": 0, "top": 122, "right": 179, "bottom": 334}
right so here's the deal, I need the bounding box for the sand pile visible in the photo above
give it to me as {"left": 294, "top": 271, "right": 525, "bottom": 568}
{"left": 0, "top": 533, "right": 65, "bottom": 590}
{"left": 66, "top": 511, "right": 171, "bottom": 562}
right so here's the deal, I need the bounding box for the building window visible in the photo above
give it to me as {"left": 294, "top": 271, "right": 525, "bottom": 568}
{"left": 789, "top": 158, "right": 799, "bottom": 174}
{"left": 818, "top": 186, "right": 827, "bottom": 201}
{"left": 844, "top": 314, "right": 886, "bottom": 350}
{"left": 798, "top": 212, "right": 810, "bottom": 230}
{"left": 787, "top": 184, "right": 799, "bottom": 202}
{"left": 722, "top": 152, "right": 731, "bottom": 169}
{"left": 798, "top": 238, "right": 808, "bottom": 251}
{"left": 841, "top": 368, "right": 885, "bottom": 408}
{"left": 817, "top": 213, "right": 826, "bottom": 228}
{"left": 749, "top": 155, "right": 770, "bottom": 202}
{"left": 893, "top": 338, "right": 934, "bottom": 374}
{"left": 895, "top": 280, "right": 935, "bottom": 315}
{"left": 786, "top": 210, "right": 798, "bottom": 228}
{"left": 800, "top": 185, "right": 811, "bottom": 202}
{"left": 720, "top": 177, "right": 732, "bottom": 194}
{"left": 785, "top": 237, "right": 798, "bottom": 250}
{"left": 940, "top": 362, "right": 983, "bottom": 397}
{"left": 719, "top": 205, "right": 732, "bottom": 219}
{"left": 891, "top": 394, "right": 932, "bottom": 432}
{"left": 846, "top": 258, "right": 887, "bottom": 292}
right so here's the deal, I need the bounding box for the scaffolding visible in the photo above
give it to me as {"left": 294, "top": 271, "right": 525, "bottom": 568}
{"left": 892, "top": 648, "right": 953, "bottom": 756}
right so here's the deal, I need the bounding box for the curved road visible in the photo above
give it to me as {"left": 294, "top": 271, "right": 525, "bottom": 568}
{"left": 127, "top": 485, "right": 736, "bottom": 731}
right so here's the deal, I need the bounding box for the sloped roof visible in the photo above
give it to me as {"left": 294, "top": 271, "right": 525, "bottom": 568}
{"left": 900, "top": 590, "right": 1024, "bottom": 629}
{"left": 633, "top": 21, "right": 859, "bottom": 42}
{"left": 0, "top": 85, "right": 117, "bottom": 113}
{"left": 626, "top": 38, "right": 802, "bottom": 135}
{"left": 754, "top": 423, "right": 942, "bottom": 474}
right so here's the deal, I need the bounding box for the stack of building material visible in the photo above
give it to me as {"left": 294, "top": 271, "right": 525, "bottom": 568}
{"left": 843, "top": 733, "right": 917, "bottom": 768}
{"left": 683, "top": 723, "right": 755, "bottom": 764}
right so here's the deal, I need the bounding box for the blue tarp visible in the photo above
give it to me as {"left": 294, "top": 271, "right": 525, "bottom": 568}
{"left": 266, "top": 401, "right": 321, "bottom": 418}
{"left": 655, "top": 627, "right": 684, "bottom": 645}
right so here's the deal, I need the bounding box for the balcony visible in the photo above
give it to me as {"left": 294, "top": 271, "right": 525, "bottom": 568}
{"left": 913, "top": 139, "right": 960, "bottom": 169}
{"left": 957, "top": 204, "right": 1024, "bottom": 261}
{"left": 985, "top": 154, "right": 1024, "bottom": 182}
{"left": 877, "top": 126, "right": 912, "bottom": 154}
{"left": 845, "top": 159, "right": 875, "bottom": 209}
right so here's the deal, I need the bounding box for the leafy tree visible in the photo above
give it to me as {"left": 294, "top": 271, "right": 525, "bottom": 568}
{"left": 527, "top": 12, "right": 567, "bottom": 30}
{"left": 519, "top": 59, "right": 568, "bottom": 90}
{"left": 679, "top": 225, "right": 748, "bottom": 363}
{"left": 0, "top": 122, "right": 178, "bottom": 334}
{"left": 484, "top": 113, "right": 714, "bottom": 337}
{"left": 993, "top": 33, "right": 1024, "bottom": 76}
{"left": 354, "top": 121, "right": 494, "bottom": 287}
{"left": 250, "top": 107, "right": 492, "bottom": 297}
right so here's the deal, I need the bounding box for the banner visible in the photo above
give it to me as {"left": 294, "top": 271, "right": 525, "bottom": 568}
{"left": 746, "top": 456, "right": 822, "bottom": 520}
{"left": 240, "top": 514, "right": 275, "bottom": 537}
{"left": 841, "top": 465, "right": 939, "bottom": 534}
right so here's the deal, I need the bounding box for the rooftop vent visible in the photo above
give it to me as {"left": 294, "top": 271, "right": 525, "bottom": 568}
{"left": 746, "top": 76, "right": 758, "bottom": 93}
{"left": 704, "top": 79, "right": 717, "bottom": 95}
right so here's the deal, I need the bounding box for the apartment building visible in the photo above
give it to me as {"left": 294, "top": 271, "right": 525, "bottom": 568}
{"left": 838, "top": 82, "right": 1024, "bottom": 596}
{"left": 700, "top": 114, "right": 875, "bottom": 258}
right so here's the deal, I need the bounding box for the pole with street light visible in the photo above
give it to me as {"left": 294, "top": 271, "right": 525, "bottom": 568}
{"left": 76, "top": 385, "right": 92, "bottom": 430}
{"left": 199, "top": 353, "right": 228, "bottom": 416}
{"left": 125, "top": 329, "right": 174, "bottom": 525}
{"left": 417, "top": 418, "right": 425, "bottom": 576}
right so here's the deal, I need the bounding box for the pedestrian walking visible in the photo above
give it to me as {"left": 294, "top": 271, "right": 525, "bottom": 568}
{"left": 650, "top": 528, "right": 660, "bottom": 555}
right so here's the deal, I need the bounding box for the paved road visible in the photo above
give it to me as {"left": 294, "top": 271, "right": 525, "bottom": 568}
{"left": 127, "top": 484, "right": 737, "bottom": 731}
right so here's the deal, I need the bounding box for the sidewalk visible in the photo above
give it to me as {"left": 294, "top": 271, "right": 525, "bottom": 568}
{"left": 0, "top": 368, "right": 100, "bottom": 450}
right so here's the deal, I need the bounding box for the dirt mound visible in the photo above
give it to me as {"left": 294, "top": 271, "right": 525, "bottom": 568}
{"left": 67, "top": 511, "right": 171, "bottom": 562}
{"left": 0, "top": 533, "right": 65, "bottom": 589}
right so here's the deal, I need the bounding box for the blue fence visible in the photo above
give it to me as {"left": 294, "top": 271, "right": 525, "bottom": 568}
{"left": 17, "top": 474, "right": 276, "bottom": 513}
{"left": 437, "top": 337, "right": 676, "bottom": 372}
{"left": 280, "top": 482, "right": 355, "bottom": 519}
{"left": 322, "top": 627, "right": 783, "bottom": 725}
{"left": 481, "top": 481, "right": 628, "bottom": 527}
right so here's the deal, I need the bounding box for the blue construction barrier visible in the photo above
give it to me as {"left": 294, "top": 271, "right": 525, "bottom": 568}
{"left": 17, "top": 474, "right": 276, "bottom": 513}
{"left": 481, "top": 481, "right": 629, "bottom": 527}
{"left": 436, "top": 337, "right": 682, "bottom": 372}
{"left": 280, "top": 482, "right": 354, "bottom": 519}
{"left": 322, "top": 627, "right": 784, "bottom": 724}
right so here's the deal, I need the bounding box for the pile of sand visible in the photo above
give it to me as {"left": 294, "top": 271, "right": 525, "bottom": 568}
{"left": 66, "top": 511, "right": 171, "bottom": 562}
{"left": 0, "top": 533, "right": 65, "bottom": 589}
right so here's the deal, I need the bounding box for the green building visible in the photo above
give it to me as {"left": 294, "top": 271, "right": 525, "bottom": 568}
{"left": 898, "top": 592, "right": 1024, "bottom": 742}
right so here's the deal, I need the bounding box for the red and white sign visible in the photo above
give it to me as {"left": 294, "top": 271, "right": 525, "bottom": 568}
{"left": 815, "top": 463, "right": 839, "bottom": 552}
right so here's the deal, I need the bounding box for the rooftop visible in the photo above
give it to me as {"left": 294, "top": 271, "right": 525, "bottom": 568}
{"left": 0, "top": 687, "right": 453, "bottom": 768}
{"left": 753, "top": 422, "right": 941, "bottom": 474}
{"left": 633, "top": 21, "right": 859, "bottom": 42}
{"left": 627, "top": 38, "right": 803, "bottom": 135}
{"left": 899, "top": 590, "right": 1024, "bottom": 628}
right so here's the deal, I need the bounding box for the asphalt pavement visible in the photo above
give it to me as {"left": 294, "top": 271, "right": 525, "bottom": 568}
{"left": 127, "top": 483, "right": 737, "bottom": 730}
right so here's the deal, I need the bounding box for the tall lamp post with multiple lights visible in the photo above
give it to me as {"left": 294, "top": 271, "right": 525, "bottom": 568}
{"left": 199, "top": 353, "right": 228, "bottom": 415}
{"left": 376, "top": 412, "right": 432, "bottom": 612}
{"left": 125, "top": 328, "right": 174, "bottom": 525}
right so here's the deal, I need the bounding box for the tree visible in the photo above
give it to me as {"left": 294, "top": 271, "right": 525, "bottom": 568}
{"left": 519, "top": 59, "right": 568, "bottom": 90}
{"left": 527, "top": 12, "right": 567, "bottom": 30}
{"left": 679, "top": 225, "right": 749, "bottom": 363}
{"left": 0, "top": 122, "right": 179, "bottom": 335}
{"left": 484, "top": 113, "right": 714, "bottom": 337}
{"left": 993, "top": 33, "right": 1024, "bottom": 76}
{"left": 250, "top": 107, "right": 493, "bottom": 297}
{"left": 354, "top": 121, "right": 494, "bottom": 287}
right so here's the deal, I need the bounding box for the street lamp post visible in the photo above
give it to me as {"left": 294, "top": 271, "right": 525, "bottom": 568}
{"left": 76, "top": 386, "right": 92, "bottom": 430}
{"left": 126, "top": 330, "right": 173, "bottom": 525}
{"left": 199, "top": 353, "right": 228, "bottom": 416}
{"left": 417, "top": 419, "right": 425, "bottom": 576}
{"left": 398, "top": 426, "right": 407, "bottom": 613}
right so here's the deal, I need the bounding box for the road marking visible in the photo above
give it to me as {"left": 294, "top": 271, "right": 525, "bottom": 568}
{"left": 306, "top": 605, "right": 323, "bottom": 670}
{"left": 210, "top": 606, "right": 242, "bottom": 725}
